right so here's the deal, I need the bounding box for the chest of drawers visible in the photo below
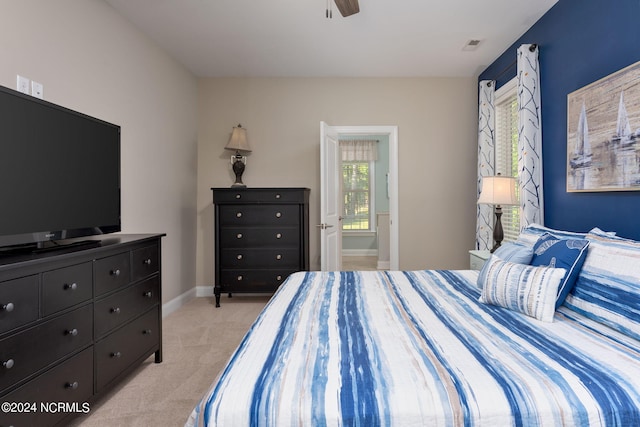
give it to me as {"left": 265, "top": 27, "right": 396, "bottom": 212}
{"left": 0, "top": 234, "right": 163, "bottom": 426}
{"left": 212, "top": 188, "right": 310, "bottom": 307}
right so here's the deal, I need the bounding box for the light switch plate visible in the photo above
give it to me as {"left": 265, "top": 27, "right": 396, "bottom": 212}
{"left": 31, "top": 81, "right": 43, "bottom": 99}
{"left": 17, "top": 75, "right": 30, "bottom": 94}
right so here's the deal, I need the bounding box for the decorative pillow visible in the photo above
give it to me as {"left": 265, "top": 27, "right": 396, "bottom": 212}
{"left": 515, "top": 224, "right": 614, "bottom": 249}
{"left": 478, "top": 255, "right": 567, "bottom": 322}
{"left": 492, "top": 242, "right": 534, "bottom": 264}
{"left": 564, "top": 232, "right": 640, "bottom": 341}
{"left": 530, "top": 233, "right": 590, "bottom": 309}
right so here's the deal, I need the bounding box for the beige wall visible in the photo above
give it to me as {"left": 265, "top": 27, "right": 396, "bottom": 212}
{"left": 197, "top": 77, "right": 478, "bottom": 286}
{"left": 0, "top": 0, "right": 199, "bottom": 303}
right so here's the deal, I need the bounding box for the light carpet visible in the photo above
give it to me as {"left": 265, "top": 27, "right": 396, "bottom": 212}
{"left": 68, "top": 294, "right": 270, "bottom": 426}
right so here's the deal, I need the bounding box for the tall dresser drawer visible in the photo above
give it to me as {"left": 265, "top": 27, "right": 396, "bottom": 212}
{"left": 1, "top": 347, "right": 93, "bottom": 427}
{"left": 213, "top": 189, "right": 305, "bottom": 203}
{"left": 218, "top": 205, "right": 300, "bottom": 226}
{"left": 95, "top": 308, "right": 159, "bottom": 391}
{"left": 219, "top": 227, "right": 300, "bottom": 248}
{"left": 0, "top": 275, "right": 38, "bottom": 335}
{"left": 0, "top": 304, "right": 92, "bottom": 394}
{"left": 95, "top": 252, "right": 131, "bottom": 296}
{"left": 94, "top": 276, "right": 159, "bottom": 338}
{"left": 221, "top": 248, "right": 300, "bottom": 268}
{"left": 220, "top": 270, "right": 292, "bottom": 291}
{"left": 42, "top": 262, "right": 93, "bottom": 316}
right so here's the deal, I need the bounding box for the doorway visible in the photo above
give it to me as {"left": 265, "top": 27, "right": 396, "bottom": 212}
{"left": 320, "top": 123, "right": 399, "bottom": 271}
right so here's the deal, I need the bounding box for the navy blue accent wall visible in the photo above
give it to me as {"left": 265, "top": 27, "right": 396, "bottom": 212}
{"left": 479, "top": 0, "right": 640, "bottom": 239}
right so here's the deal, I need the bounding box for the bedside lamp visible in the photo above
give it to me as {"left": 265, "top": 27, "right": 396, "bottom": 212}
{"left": 478, "top": 174, "right": 517, "bottom": 253}
{"left": 225, "top": 124, "right": 252, "bottom": 187}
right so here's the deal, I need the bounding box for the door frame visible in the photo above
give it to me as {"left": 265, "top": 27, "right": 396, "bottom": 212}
{"left": 325, "top": 124, "right": 399, "bottom": 270}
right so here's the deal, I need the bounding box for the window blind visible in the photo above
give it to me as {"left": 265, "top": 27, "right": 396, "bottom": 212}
{"left": 495, "top": 79, "right": 520, "bottom": 242}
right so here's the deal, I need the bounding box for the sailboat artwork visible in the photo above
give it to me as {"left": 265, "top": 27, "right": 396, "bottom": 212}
{"left": 567, "top": 60, "right": 640, "bottom": 192}
{"left": 570, "top": 102, "right": 592, "bottom": 169}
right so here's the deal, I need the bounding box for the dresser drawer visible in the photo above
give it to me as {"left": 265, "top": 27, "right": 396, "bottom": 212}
{"left": 0, "top": 275, "right": 38, "bottom": 335}
{"left": 218, "top": 204, "right": 300, "bottom": 226}
{"left": 220, "top": 269, "right": 293, "bottom": 291}
{"left": 213, "top": 189, "right": 307, "bottom": 204}
{"left": 95, "top": 308, "right": 159, "bottom": 391}
{"left": 220, "top": 248, "right": 300, "bottom": 269}
{"left": 219, "top": 227, "right": 300, "bottom": 248}
{"left": 1, "top": 347, "right": 93, "bottom": 427}
{"left": 0, "top": 304, "right": 92, "bottom": 394}
{"left": 94, "top": 276, "right": 159, "bottom": 338}
{"left": 95, "top": 252, "right": 131, "bottom": 296}
{"left": 42, "top": 262, "right": 93, "bottom": 316}
{"left": 132, "top": 244, "right": 159, "bottom": 282}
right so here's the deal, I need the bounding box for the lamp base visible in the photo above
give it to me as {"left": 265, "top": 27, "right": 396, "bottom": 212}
{"left": 230, "top": 154, "right": 246, "bottom": 188}
{"left": 490, "top": 205, "right": 504, "bottom": 253}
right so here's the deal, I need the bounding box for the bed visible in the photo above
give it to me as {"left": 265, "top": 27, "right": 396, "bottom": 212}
{"left": 186, "top": 225, "right": 640, "bottom": 426}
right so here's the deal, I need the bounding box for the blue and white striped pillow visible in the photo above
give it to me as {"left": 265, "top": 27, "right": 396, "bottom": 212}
{"left": 479, "top": 255, "right": 567, "bottom": 322}
{"left": 492, "top": 242, "right": 534, "bottom": 264}
{"left": 564, "top": 232, "right": 640, "bottom": 340}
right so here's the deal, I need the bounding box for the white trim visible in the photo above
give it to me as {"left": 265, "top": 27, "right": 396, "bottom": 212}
{"left": 161, "top": 287, "right": 197, "bottom": 318}
{"left": 377, "top": 260, "right": 390, "bottom": 270}
{"left": 343, "top": 249, "right": 378, "bottom": 257}
{"left": 330, "top": 125, "right": 399, "bottom": 270}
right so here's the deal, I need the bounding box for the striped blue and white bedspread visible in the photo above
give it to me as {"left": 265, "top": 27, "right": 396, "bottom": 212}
{"left": 186, "top": 270, "right": 640, "bottom": 426}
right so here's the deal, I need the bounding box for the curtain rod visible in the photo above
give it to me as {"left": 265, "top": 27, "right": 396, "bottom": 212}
{"left": 486, "top": 44, "right": 537, "bottom": 87}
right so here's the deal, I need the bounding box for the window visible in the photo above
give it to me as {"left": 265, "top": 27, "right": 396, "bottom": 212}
{"left": 495, "top": 78, "right": 520, "bottom": 242}
{"left": 342, "top": 161, "right": 373, "bottom": 231}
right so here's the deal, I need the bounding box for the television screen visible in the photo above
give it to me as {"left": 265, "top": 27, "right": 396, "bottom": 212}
{"left": 0, "top": 85, "right": 121, "bottom": 250}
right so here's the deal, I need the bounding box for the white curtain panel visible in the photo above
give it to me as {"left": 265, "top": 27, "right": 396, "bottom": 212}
{"left": 476, "top": 80, "right": 496, "bottom": 251}
{"left": 517, "top": 44, "right": 544, "bottom": 227}
{"left": 339, "top": 139, "right": 378, "bottom": 162}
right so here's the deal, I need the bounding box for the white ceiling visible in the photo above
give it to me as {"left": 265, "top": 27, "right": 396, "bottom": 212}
{"left": 104, "top": 0, "right": 558, "bottom": 78}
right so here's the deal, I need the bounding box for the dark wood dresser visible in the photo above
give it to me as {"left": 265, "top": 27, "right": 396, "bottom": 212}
{"left": 0, "top": 234, "right": 163, "bottom": 426}
{"left": 212, "top": 188, "right": 310, "bottom": 307}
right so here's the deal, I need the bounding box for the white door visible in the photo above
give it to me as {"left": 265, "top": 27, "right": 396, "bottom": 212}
{"left": 320, "top": 121, "right": 342, "bottom": 271}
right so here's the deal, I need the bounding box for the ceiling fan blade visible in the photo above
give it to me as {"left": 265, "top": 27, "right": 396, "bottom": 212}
{"left": 334, "top": 0, "right": 359, "bottom": 17}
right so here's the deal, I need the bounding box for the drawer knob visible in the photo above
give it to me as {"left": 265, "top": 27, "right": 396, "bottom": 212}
{"left": 275, "top": 193, "right": 281, "bottom": 199}
{"left": 64, "top": 283, "right": 78, "bottom": 291}
{"left": 65, "top": 381, "right": 79, "bottom": 390}
{"left": 236, "top": 212, "right": 243, "bottom": 218}
{"left": 110, "top": 351, "right": 122, "bottom": 358}
{"left": 144, "top": 291, "right": 153, "bottom": 298}
{"left": 235, "top": 194, "right": 241, "bottom": 199}
{"left": 65, "top": 328, "right": 79, "bottom": 336}
{"left": 275, "top": 212, "right": 282, "bottom": 218}
{"left": 276, "top": 275, "right": 283, "bottom": 281}
{"left": 2, "top": 359, "right": 14, "bottom": 369}
{"left": 237, "top": 275, "right": 243, "bottom": 281}
{"left": 110, "top": 307, "right": 121, "bottom": 314}
{"left": 276, "top": 254, "right": 282, "bottom": 260}
{"left": 144, "top": 258, "right": 152, "bottom": 265}
{"left": 110, "top": 269, "right": 121, "bottom": 277}
{"left": 143, "top": 329, "right": 152, "bottom": 335}
{"left": 236, "top": 233, "right": 243, "bottom": 239}
{"left": 1, "top": 302, "right": 14, "bottom": 312}
{"left": 276, "top": 233, "right": 282, "bottom": 239}
{"left": 236, "top": 254, "right": 243, "bottom": 260}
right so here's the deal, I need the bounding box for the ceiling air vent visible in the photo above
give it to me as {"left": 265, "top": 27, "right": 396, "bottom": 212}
{"left": 463, "top": 39, "right": 482, "bottom": 51}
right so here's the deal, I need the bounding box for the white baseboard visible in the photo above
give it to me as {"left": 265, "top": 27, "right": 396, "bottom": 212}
{"left": 377, "top": 260, "right": 390, "bottom": 270}
{"left": 342, "top": 249, "right": 378, "bottom": 257}
{"left": 161, "top": 287, "right": 197, "bottom": 318}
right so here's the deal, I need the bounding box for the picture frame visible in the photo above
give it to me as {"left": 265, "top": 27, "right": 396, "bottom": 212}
{"left": 567, "top": 60, "right": 640, "bottom": 192}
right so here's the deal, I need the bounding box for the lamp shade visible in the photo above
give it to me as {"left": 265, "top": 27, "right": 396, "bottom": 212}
{"left": 225, "top": 124, "right": 252, "bottom": 153}
{"left": 478, "top": 175, "right": 517, "bottom": 205}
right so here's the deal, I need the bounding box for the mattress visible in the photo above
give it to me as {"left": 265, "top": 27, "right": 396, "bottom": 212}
{"left": 186, "top": 270, "right": 640, "bottom": 426}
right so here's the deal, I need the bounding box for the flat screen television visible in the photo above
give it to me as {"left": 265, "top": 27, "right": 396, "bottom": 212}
{"left": 0, "top": 85, "right": 121, "bottom": 252}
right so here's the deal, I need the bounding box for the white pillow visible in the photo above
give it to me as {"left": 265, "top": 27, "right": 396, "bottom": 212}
{"left": 478, "top": 255, "right": 567, "bottom": 322}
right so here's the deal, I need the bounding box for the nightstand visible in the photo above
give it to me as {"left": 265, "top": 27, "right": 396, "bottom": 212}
{"left": 469, "top": 250, "right": 491, "bottom": 270}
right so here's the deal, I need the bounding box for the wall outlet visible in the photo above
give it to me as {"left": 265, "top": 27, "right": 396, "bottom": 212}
{"left": 31, "top": 81, "right": 43, "bottom": 99}
{"left": 17, "top": 75, "right": 30, "bottom": 94}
